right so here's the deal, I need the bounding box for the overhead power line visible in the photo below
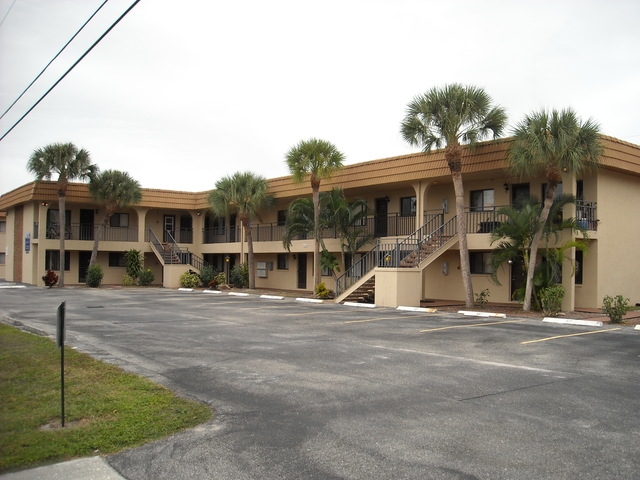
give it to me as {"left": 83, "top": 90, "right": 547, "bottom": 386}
{"left": 0, "top": 0, "right": 142, "bottom": 143}
{"left": 0, "top": 0, "right": 109, "bottom": 120}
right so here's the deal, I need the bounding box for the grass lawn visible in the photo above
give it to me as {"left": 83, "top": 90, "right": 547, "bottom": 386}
{"left": 0, "top": 323, "right": 213, "bottom": 473}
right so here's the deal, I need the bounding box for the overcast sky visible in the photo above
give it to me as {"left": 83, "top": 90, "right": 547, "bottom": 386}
{"left": 1, "top": 0, "right": 639, "bottom": 195}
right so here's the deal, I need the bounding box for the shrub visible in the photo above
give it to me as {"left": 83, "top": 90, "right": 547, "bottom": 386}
{"left": 180, "top": 271, "right": 201, "bottom": 289}
{"left": 42, "top": 270, "right": 58, "bottom": 288}
{"left": 138, "top": 268, "right": 155, "bottom": 286}
{"left": 602, "top": 294, "right": 630, "bottom": 324}
{"left": 214, "top": 272, "right": 226, "bottom": 285}
{"left": 199, "top": 265, "right": 216, "bottom": 287}
{"left": 122, "top": 274, "right": 135, "bottom": 287}
{"left": 539, "top": 284, "right": 565, "bottom": 316}
{"left": 124, "top": 249, "right": 143, "bottom": 280}
{"left": 86, "top": 264, "right": 104, "bottom": 288}
{"left": 229, "top": 263, "right": 249, "bottom": 288}
{"left": 475, "top": 288, "right": 490, "bottom": 308}
{"left": 315, "top": 282, "right": 334, "bottom": 299}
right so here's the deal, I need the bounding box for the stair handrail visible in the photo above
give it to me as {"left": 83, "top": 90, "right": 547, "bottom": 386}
{"left": 389, "top": 216, "right": 458, "bottom": 268}
{"left": 149, "top": 228, "right": 208, "bottom": 269}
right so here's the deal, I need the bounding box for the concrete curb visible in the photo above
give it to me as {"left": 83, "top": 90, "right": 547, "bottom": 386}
{"left": 397, "top": 306, "right": 437, "bottom": 313}
{"left": 0, "top": 285, "right": 26, "bottom": 289}
{"left": 260, "top": 294, "right": 285, "bottom": 300}
{"left": 296, "top": 298, "right": 323, "bottom": 303}
{"left": 635, "top": 325, "right": 640, "bottom": 331}
{"left": 343, "top": 302, "right": 376, "bottom": 308}
{"left": 228, "top": 292, "right": 249, "bottom": 297}
{"left": 203, "top": 290, "right": 222, "bottom": 294}
{"left": 458, "top": 310, "right": 506, "bottom": 318}
{"left": 178, "top": 288, "right": 194, "bottom": 292}
{"left": 543, "top": 317, "right": 604, "bottom": 327}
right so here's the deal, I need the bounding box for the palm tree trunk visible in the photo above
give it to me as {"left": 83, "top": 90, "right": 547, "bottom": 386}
{"left": 452, "top": 171, "right": 474, "bottom": 308}
{"left": 523, "top": 184, "right": 557, "bottom": 311}
{"left": 312, "top": 185, "right": 321, "bottom": 289}
{"left": 89, "top": 213, "right": 110, "bottom": 268}
{"left": 245, "top": 220, "right": 256, "bottom": 289}
{"left": 58, "top": 193, "right": 66, "bottom": 288}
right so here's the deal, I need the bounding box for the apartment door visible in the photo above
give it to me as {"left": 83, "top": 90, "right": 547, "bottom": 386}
{"left": 78, "top": 251, "right": 91, "bottom": 283}
{"left": 511, "top": 259, "right": 526, "bottom": 300}
{"left": 297, "top": 253, "right": 307, "bottom": 289}
{"left": 163, "top": 215, "right": 175, "bottom": 242}
{"left": 375, "top": 197, "right": 388, "bottom": 237}
{"left": 79, "top": 209, "right": 94, "bottom": 240}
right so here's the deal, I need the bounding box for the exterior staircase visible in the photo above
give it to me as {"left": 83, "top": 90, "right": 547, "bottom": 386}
{"left": 341, "top": 277, "right": 376, "bottom": 303}
{"left": 148, "top": 228, "right": 207, "bottom": 271}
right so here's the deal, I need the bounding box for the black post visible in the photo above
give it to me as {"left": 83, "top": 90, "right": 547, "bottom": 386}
{"left": 57, "top": 301, "right": 66, "bottom": 427}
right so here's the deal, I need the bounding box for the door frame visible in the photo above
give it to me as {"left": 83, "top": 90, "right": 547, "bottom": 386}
{"left": 297, "top": 253, "right": 307, "bottom": 289}
{"left": 163, "top": 215, "right": 176, "bottom": 242}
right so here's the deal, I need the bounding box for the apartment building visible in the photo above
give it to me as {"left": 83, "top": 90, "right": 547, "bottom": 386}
{"left": 1, "top": 136, "right": 638, "bottom": 310}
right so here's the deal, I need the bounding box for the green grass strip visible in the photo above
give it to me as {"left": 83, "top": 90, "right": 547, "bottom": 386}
{"left": 0, "top": 323, "right": 212, "bottom": 473}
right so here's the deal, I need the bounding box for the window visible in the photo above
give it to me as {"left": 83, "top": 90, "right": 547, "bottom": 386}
{"left": 109, "top": 252, "right": 127, "bottom": 267}
{"left": 0, "top": 252, "right": 5, "bottom": 264}
{"left": 470, "top": 189, "right": 494, "bottom": 211}
{"left": 45, "top": 250, "right": 70, "bottom": 271}
{"left": 277, "top": 253, "right": 289, "bottom": 270}
{"left": 277, "top": 210, "right": 287, "bottom": 226}
{"left": 0, "top": 220, "right": 6, "bottom": 233}
{"left": 575, "top": 250, "right": 583, "bottom": 285}
{"left": 110, "top": 213, "right": 129, "bottom": 227}
{"left": 470, "top": 252, "right": 493, "bottom": 274}
{"left": 400, "top": 196, "right": 416, "bottom": 217}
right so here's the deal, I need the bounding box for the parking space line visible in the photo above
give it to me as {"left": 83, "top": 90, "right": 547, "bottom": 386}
{"left": 345, "top": 315, "right": 422, "bottom": 324}
{"left": 420, "top": 319, "right": 525, "bottom": 332}
{"left": 520, "top": 327, "right": 621, "bottom": 344}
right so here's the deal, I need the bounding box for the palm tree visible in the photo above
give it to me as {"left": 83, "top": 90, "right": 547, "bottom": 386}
{"left": 490, "top": 195, "right": 588, "bottom": 309}
{"left": 508, "top": 108, "right": 602, "bottom": 310}
{"left": 208, "top": 172, "right": 274, "bottom": 289}
{"left": 285, "top": 138, "right": 345, "bottom": 289}
{"left": 400, "top": 84, "right": 507, "bottom": 308}
{"left": 27, "top": 142, "right": 98, "bottom": 287}
{"left": 88, "top": 170, "right": 142, "bottom": 268}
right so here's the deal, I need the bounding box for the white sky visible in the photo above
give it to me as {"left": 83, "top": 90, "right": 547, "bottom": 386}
{"left": 1, "top": 0, "right": 639, "bottom": 195}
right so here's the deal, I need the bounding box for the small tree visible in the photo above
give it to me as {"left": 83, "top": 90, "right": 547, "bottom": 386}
{"left": 86, "top": 264, "right": 104, "bottom": 288}
{"left": 124, "top": 249, "right": 143, "bottom": 282}
{"left": 602, "top": 295, "right": 630, "bottom": 324}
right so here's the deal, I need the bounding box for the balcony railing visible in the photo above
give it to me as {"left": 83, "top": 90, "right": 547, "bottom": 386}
{"left": 203, "top": 226, "right": 241, "bottom": 244}
{"left": 44, "top": 223, "right": 139, "bottom": 241}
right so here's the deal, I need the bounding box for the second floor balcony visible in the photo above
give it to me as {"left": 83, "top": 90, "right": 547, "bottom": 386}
{"left": 37, "top": 222, "right": 139, "bottom": 242}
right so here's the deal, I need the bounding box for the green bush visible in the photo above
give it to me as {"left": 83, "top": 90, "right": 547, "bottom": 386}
{"left": 138, "top": 268, "right": 155, "bottom": 286}
{"left": 539, "top": 284, "right": 565, "bottom": 316}
{"left": 198, "top": 265, "right": 216, "bottom": 286}
{"left": 214, "top": 272, "right": 226, "bottom": 285}
{"left": 475, "top": 288, "right": 490, "bottom": 308}
{"left": 229, "top": 263, "right": 249, "bottom": 288}
{"left": 86, "top": 264, "right": 104, "bottom": 288}
{"left": 315, "top": 282, "right": 334, "bottom": 299}
{"left": 124, "top": 249, "right": 143, "bottom": 280}
{"left": 122, "top": 274, "right": 135, "bottom": 287}
{"left": 602, "top": 294, "right": 630, "bottom": 324}
{"left": 179, "top": 271, "right": 201, "bottom": 289}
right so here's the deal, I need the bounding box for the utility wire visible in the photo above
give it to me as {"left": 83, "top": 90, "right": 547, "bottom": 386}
{"left": 0, "top": 0, "right": 141, "bottom": 142}
{"left": 0, "top": 0, "right": 109, "bottom": 120}
{"left": 0, "top": 0, "right": 17, "bottom": 28}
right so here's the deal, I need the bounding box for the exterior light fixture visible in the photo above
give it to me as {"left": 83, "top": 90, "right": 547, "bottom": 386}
{"left": 503, "top": 182, "right": 509, "bottom": 192}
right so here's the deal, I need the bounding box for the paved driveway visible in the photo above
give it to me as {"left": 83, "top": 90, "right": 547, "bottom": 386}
{"left": 2, "top": 287, "right": 638, "bottom": 479}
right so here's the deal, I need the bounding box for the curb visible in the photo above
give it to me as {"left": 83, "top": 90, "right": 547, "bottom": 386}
{"left": 344, "top": 302, "right": 376, "bottom": 308}
{"left": 178, "top": 288, "right": 194, "bottom": 292}
{"left": 228, "top": 292, "right": 249, "bottom": 297}
{"left": 635, "top": 325, "right": 640, "bottom": 331}
{"left": 458, "top": 310, "right": 506, "bottom": 318}
{"left": 203, "top": 290, "right": 222, "bottom": 294}
{"left": 296, "top": 298, "right": 323, "bottom": 303}
{"left": 397, "top": 306, "right": 437, "bottom": 313}
{"left": 260, "top": 294, "right": 285, "bottom": 300}
{"left": 542, "top": 317, "right": 604, "bottom": 327}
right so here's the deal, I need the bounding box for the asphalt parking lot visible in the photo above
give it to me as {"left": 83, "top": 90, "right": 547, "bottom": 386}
{"left": 1, "top": 286, "right": 638, "bottom": 479}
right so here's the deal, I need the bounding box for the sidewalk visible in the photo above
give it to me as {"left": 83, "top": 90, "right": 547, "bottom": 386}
{"left": 0, "top": 457, "right": 125, "bottom": 480}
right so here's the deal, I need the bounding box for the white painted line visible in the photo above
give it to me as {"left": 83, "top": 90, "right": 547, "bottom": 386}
{"left": 634, "top": 325, "right": 640, "bottom": 331}
{"left": 543, "top": 317, "right": 604, "bottom": 327}
{"left": 228, "top": 292, "right": 250, "bottom": 297}
{"left": 260, "top": 294, "right": 285, "bottom": 300}
{"left": 344, "top": 302, "right": 376, "bottom": 308}
{"left": 397, "top": 306, "right": 437, "bottom": 313}
{"left": 458, "top": 310, "right": 506, "bottom": 318}
{"left": 203, "top": 290, "right": 222, "bottom": 294}
{"left": 296, "top": 298, "right": 323, "bottom": 303}
{"left": 178, "top": 288, "right": 194, "bottom": 292}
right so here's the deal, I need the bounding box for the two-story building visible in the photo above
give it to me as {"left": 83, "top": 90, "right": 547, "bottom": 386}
{"left": 1, "top": 135, "right": 639, "bottom": 311}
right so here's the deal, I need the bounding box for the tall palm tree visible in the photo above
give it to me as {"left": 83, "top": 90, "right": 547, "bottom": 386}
{"left": 88, "top": 170, "right": 142, "bottom": 268}
{"left": 208, "top": 172, "right": 274, "bottom": 289}
{"left": 401, "top": 84, "right": 507, "bottom": 308}
{"left": 285, "top": 138, "right": 345, "bottom": 289}
{"left": 508, "top": 108, "right": 602, "bottom": 310}
{"left": 27, "top": 142, "right": 98, "bottom": 287}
